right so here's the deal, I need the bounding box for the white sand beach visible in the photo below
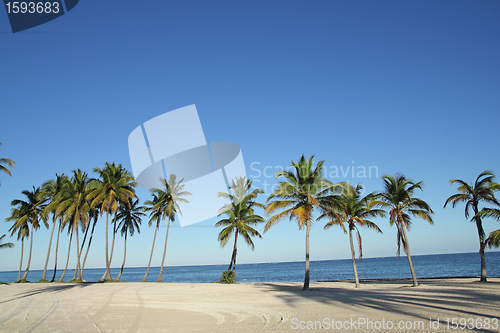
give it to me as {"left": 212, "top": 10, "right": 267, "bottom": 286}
{"left": 0, "top": 278, "right": 499, "bottom": 332}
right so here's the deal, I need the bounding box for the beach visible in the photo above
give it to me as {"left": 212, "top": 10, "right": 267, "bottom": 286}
{"left": 0, "top": 278, "right": 499, "bottom": 332}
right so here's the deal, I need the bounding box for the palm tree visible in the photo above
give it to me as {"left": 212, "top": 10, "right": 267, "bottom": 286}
{"left": 0, "top": 142, "right": 15, "bottom": 187}
{"left": 59, "top": 170, "right": 90, "bottom": 281}
{"left": 80, "top": 206, "right": 99, "bottom": 278}
{"left": 265, "top": 155, "right": 335, "bottom": 290}
{"left": 216, "top": 177, "right": 265, "bottom": 273}
{"left": 475, "top": 207, "right": 500, "bottom": 254}
{"left": 40, "top": 174, "right": 68, "bottom": 282}
{"left": 152, "top": 175, "right": 191, "bottom": 282}
{"left": 319, "top": 182, "right": 384, "bottom": 287}
{"left": 0, "top": 234, "right": 14, "bottom": 249}
{"left": 6, "top": 187, "right": 48, "bottom": 282}
{"left": 8, "top": 222, "right": 29, "bottom": 281}
{"left": 379, "top": 174, "right": 434, "bottom": 287}
{"left": 142, "top": 192, "right": 163, "bottom": 282}
{"left": 114, "top": 198, "right": 144, "bottom": 281}
{"left": 444, "top": 171, "right": 499, "bottom": 282}
{"left": 88, "top": 162, "right": 136, "bottom": 281}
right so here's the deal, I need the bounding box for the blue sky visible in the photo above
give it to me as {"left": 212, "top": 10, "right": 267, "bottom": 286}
{"left": 1, "top": 0, "right": 499, "bottom": 273}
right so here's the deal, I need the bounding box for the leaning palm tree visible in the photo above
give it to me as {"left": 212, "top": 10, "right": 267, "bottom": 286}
{"left": 6, "top": 187, "right": 48, "bottom": 282}
{"left": 40, "top": 174, "right": 68, "bottom": 282}
{"left": 0, "top": 142, "right": 15, "bottom": 187}
{"left": 8, "top": 222, "right": 29, "bottom": 281}
{"left": 319, "top": 182, "right": 384, "bottom": 288}
{"left": 444, "top": 171, "right": 498, "bottom": 282}
{"left": 0, "top": 234, "right": 14, "bottom": 249}
{"left": 216, "top": 177, "right": 265, "bottom": 273}
{"left": 142, "top": 192, "right": 164, "bottom": 282}
{"left": 87, "top": 162, "right": 136, "bottom": 281}
{"left": 379, "top": 174, "right": 434, "bottom": 287}
{"left": 114, "top": 198, "right": 144, "bottom": 281}
{"left": 153, "top": 175, "right": 191, "bottom": 283}
{"left": 59, "top": 170, "right": 91, "bottom": 281}
{"left": 265, "top": 155, "right": 335, "bottom": 290}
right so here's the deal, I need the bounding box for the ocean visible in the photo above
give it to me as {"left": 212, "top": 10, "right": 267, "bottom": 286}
{"left": 0, "top": 251, "right": 498, "bottom": 284}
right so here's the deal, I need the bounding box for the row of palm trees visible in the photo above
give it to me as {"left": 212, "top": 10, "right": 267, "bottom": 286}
{"left": 217, "top": 155, "right": 500, "bottom": 290}
{"left": 3, "top": 162, "right": 190, "bottom": 283}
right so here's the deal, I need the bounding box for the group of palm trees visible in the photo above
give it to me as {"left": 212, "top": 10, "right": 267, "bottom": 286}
{"left": 1, "top": 144, "right": 499, "bottom": 289}
{"left": 217, "top": 155, "right": 500, "bottom": 290}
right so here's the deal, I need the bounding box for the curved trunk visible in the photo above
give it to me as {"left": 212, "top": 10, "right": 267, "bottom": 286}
{"left": 473, "top": 205, "right": 487, "bottom": 282}
{"left": 115, "top": 233, "right": 127, "bottom": 282}
{"left": 228, "top": 230, "right": 238, "bottom": 272}
{"left": 58, "top": 232, "right": 72, "bottom": 282}
{"left": 42, "top": 215, "right": 57, "bottom": 281}
{"left": 157, "top": 219, "right": 171, "bottom": 282}
{"left": 100, "top": 212, "right": 112, "bottom": 282}
{"left": 349, "top": 227, "right": 360, "bottom": 288}
{"left": 73, "top": 227, "right": 82, "bottom": 281}
{"left": 20, "top": 223, "right": 34, "bottom": 282}
{"left": 51, "top": 222, "right": 62, "bottom": 282}
{"left": 108, "top": 215, "right": 118, "bottom": 269}
{"left": 17, "top": 238, "right": 24, "bottom": 282}
{"left": 401, "top": 224, "right": 418, "bottom": 287}
{"left": 80, "top": 217, "right": 97, "bottom": 280}
{"left": 142, "top": 221, "right": 159, "bottom": 282}
{"left": 303, "top": 219, "right": 311, "bottom": 291}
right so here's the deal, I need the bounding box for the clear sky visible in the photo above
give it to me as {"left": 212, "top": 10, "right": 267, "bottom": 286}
{"left": 1, "top": 0, "right": 499, "bottom": 272}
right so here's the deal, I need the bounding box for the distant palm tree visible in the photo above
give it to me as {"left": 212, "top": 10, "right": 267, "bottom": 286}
{"left": 0, "top": 142, "right": 15, "bottom": 187}
{"left": 444, "top": 170, "right": 498, "bottom": 282}
{"left": 6, "top": 187, "right": 48, "bottom": 282}
{"left": 216, "top": 177, "right": 265, "bottom": 273}
{"left": 88, "top": 162, "right": 136, "bottom": 281}
{"left": 380, "top": 174, "right": 434, "bottom": 287}
{"left": 40, "top": 174, "right": 68, "bottom": 282}
{"left": 114, "top": 198, "right": 144, "bottom": 281}
{"left": 0, "top": 234, "right": 14, "bottom": 249}
{"left": 8, "top": 222, "right": 29, "bottom": 281}
{"left": 152, "top": 175, "right": 190, "bottom": 283}
{"left": 320, "top": 182, "right": 384, "bottom": 288}
{"left": 265, "top": 155, "right": 335, "bottom": 290}
{"left": 59, "top": 170, "right": 91, "bottom": 281}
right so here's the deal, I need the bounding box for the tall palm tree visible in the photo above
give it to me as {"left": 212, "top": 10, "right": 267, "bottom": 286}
{"left": 444, "top": 171, "right": 498, "bottom": 282}
{"left": 0, "top": 234, "right": 14, "bottom": 249}
{"left": 80, "top": 206, "right": 99, "bottom": 278}
{"left": 88, "top": 162, "right": 136, "bottom": 281}
{"left": 153, "top": 175, "right": 191, "bottom": 283}
{"left": 142, "top": 192, "right": 163, "bottom": 282}
{"left": 59, "top": 170, "right": 90, "bottom": 281}
{"left": 379, "top": 174, "right": 434, "bottom": 287}
{"left": 114, "top": 198, "right": 144, "bottom": 281}
{"left": 8, "top": 221, "right": 29, "bottom": 282}
{"left": 0, "top": 142, "right": 15, "bottom": 187}
{"left": 265, "top": 155, "right": 335, "bottom": 290}
{"left": 40, "top": 174, "right": 68, "bottom": 282}
{"left": 6, "top": 187, "right": 48, "bottom": 282}
{"left": 216, "top": 177, "right": 265, "bottom": 273}
{"left": 319, "top": 182, "right": 384, "bottom": 288}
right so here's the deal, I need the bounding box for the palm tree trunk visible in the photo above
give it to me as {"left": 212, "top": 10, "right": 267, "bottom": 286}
{"left": 20, "top": 223, "right": 34, "bottom": 282}
{"left": 17, "top": 238, "right": 24, "bottom": 282}
{"left": 73, "top": 227, "right": 82, "bottom": 281}
{"left": 80, "top": 217, "right": 97, "bottom": 280}
{"left": 115, "top": 233, "right": 127, "bottom": 282}
{"left": 157, "top": 219, "right": 171, "bottom": 282}
{"left": 228, "top": 231, "right": 238, "bottom": 272}
{"left": 349, "top": 227, "right": 360, "bottom": 288}
{"left": 51, "top": 222, "right": 61, "bottom": 282}
{"left": 58, "top": 232, "right": 72, "bottom": 282}
{"left": 42, "top": 215, "right": 57, "bottom": 281}
{"left": 401, "top": 224, "right": 418, "bottom": 287}
{"left": 100, "top": 212, "right": 112, "bottom": 282}
{"left": 108, "top": 216, "right": 118, "bottom": 271}
{"left": 474, "top": 212, "right": 487, "bottom": 282}
{"left": 142, "top": 222, "right": 159, "bottom": 282}
{"left": 303, "top": 219, "right": 311, "bottom": 291}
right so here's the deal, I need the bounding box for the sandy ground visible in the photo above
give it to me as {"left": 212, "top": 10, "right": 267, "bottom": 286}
{"left": 0, "top": 278, "right": 499, "bottom": 332}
